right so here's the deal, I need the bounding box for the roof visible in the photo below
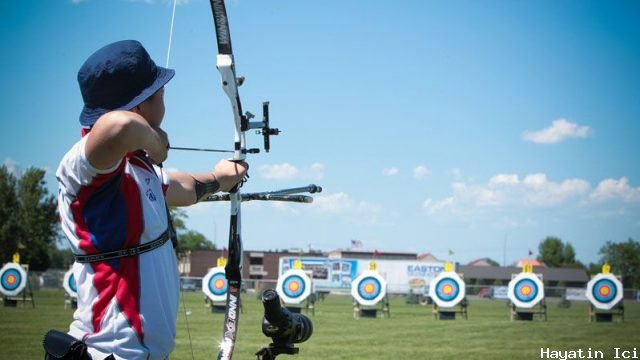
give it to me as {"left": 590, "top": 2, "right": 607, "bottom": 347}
{"left": 517, "top": 258, "right": 546, "bottom": 267}
{"left": 459, "top": 265, "right": 589, "bottom": 283}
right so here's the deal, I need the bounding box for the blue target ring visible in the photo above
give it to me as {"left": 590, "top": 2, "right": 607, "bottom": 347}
{"left": 357, "top": 277, "right": 382, "bottom": 301}
{"left": 514, "top": 278, "right": 538, "bottom": 302}
{"left": 435, "top": 278, "right": 460, "bottom": 301}
{"left": 282, "top": 275, "right": 306, "bottom": 298}
{"left": 1, "top": 268, "right": 22, "bottom": 291}
{"left": 208, "top": 273, "right": 228, "bottom": 296}
{"left": 592, "top": 278, "right": 617, "bottom": 303}
{"left": 68, "top": 274, "right": 77, "bottom": 293}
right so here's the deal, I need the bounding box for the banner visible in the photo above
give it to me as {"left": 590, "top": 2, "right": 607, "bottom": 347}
{"left": 279, "top": 257, "right": 445, "bottom": 294}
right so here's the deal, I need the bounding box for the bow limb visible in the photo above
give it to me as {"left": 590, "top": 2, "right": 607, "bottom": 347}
{"left": 210, "top": 1, "right": 244, "bottom": 359}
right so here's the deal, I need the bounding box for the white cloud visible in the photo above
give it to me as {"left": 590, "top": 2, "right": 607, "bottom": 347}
{"left": 413, "top": 165, "right": 430, "bottom": 179}
{"left": 424, "top": 172, "right": 592, "bottom": 215}
{"left": 258, "top": 162, "right": 324, "bottom": 182}
{"left": 590, "top": 177, "right": 640, "bottom": 203}
{"left": 522, "top": 118, "right": 592, "bottom": 144}
{"left": 258, "top": 163, "right": 299, "bottom": 181}
{"left": 489, "top": 174, "right": 519, "bottom": 187}
{"left": 383, "top": 167, "right": 399, "bottom": 176}
{"left": 312, "top": 192, "right": 383, "bottom": 224}
{"left": 423, "top": 197, "right": 454, "bottom": 215}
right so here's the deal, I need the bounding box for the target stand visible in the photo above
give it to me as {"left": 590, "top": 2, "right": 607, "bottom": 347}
{"left": 351, "top": 266, "right": 389, "bottom": 319}
{"left": 1, "top": 263, "right": 35, "bottom": 308}
{"left": 202, "top": 266, "right": 231, "bottom": 314}
{"left": 586, "top": 268, "right": 624, "bottom": 323}
{"left": 508, "top": 270, "right": 546, "bottom": 321}
{"left": 429, "top": 268, "right": 467, "bottom": 320}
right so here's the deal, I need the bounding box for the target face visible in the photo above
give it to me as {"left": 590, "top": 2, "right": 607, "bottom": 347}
{"left": 63, "top": 268, "right": 78, "bottom": 298}
{"left": 429, "top": 272, "right": 466, "bottom": 308}
{"left": 508, "top": 272, "right": 544, "bottom": 308}
{"left": 351, "top": 270, "right": 387, "bottom": 306}
{"left": 0, "top": 263, "right": 27, "bottom": 297}
{"left": 586, "top": 273, "right": 623, "bottom": 310}
{"left": 276, "top": 269, "right": 312, "bottom": 304}
{"left": 202, "top": 267, "right": 227, "bottom": 302}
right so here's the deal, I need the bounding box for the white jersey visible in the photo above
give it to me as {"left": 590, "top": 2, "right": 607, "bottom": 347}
{"left": 57, "top": 136, "right": 179, "bottom": 360}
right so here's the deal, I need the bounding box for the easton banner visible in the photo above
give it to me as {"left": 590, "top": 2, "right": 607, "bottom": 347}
{"left": 351, "top": 270, "right": 387, "bottom": 306}
{"left": 0, "top": 263, "right": 27, "bottom": 297}
{"left": 202, "top": 267, "right": 228, "bottom": 302}
{"left": 429, "top": 271, "right": 466, "bottom": 308}
{"left": 279, "top": 257, "right": 444, "bottom": 294}
{"left": 276, "top": 268, "right": 312, "bottom": 304}
{"left": 585, "top": 273, "right": 623, "bottom": 310}
{"left": 508, "top": 272, "right": 545, "bottom": 308}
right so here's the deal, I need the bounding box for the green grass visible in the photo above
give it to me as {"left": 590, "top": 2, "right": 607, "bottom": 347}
{"left": 1, "top": 290, "right": 638, "bottom": 359}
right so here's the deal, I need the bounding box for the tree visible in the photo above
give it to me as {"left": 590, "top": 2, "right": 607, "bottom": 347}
{"left": 599, "top": 238, "right": 640, "bottom": 288}
{"left": 485, "top": 258, "right": 500, "bottom": 267}
{"left": 169, "top": 207, "right": 216, "bottom": 254}
{"left": 537, "top": 236, "right": 577, "bottom": 267}
{"left": 0, "top": 166, "right": 58, "bottom": 270}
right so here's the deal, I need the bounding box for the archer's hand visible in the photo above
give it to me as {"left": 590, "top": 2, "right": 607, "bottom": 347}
{"left": 213, "top": 160, "right": 249, "bottom": 192}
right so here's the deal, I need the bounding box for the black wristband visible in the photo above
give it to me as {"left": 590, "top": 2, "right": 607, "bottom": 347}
{"left": 195, "top": 178, "right": 220, "bottom": 201}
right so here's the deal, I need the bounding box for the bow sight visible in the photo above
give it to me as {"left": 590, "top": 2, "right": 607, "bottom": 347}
{"left": 242, "top": 102, "right": 280, "bottom": 154}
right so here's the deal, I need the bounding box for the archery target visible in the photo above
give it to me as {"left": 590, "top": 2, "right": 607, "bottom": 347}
{"left": 202, "top": 267, "right": 228, "bottom": 302}
{"left": 351, "top": 270, "right": 387, "bottom": 306}
{"left": 63, "top": 269, "right": 78, "bottom": 298}
{"left": 429, "top": 271, "right": 466, "bottom": 308}
{"left": 0, "top": 263, "right": 27, "bottom": 297}
{"left": 508, "top": 272, "right": 544, "bottom": 308}
{"left": 586, "top": 273, "right": 623, "bottom": 310}
{"left": 276, "top": 269, "right": 311, "bottom": 304}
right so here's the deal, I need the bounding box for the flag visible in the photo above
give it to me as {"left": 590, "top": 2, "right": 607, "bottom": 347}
{"left": 351, "top": 239, "right": 363, "bottom": 248}
{"left": 448, "top": 249, "right": 454, "bottom": 256}
{"left": 373, "top": 249, "right": 381, "bottom": 257}
{"left": 528, "top": 249, "right": 533, "bottom": 256}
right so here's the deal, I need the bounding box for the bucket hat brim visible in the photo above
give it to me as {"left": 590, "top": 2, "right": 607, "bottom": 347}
{"left": 79, "top": 66, "right": 175, "bottom": 127}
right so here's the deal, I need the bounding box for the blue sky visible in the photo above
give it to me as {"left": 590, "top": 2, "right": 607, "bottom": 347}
{"left": 1, "top": 0, "right": 639, "bottom": 266}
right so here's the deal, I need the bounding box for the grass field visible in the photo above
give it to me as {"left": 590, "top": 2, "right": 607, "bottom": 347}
{"left": 0, "top": 290, "right": 638, "bottom": 359}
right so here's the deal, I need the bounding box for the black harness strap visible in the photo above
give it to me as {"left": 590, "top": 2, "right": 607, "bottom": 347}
{"left": 74, "top": 229, "right": 171, "bottom": 263}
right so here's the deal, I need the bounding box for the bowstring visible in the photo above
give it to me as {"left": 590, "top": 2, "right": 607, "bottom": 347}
{"left": 165, "top": 1, "right": 196, "bottom": 359}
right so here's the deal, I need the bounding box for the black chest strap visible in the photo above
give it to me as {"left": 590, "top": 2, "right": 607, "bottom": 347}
{"left": 74, "top": 229, "right": 171, "bottom": 263}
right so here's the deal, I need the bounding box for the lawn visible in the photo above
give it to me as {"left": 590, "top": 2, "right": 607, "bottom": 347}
{"left": 0, "top": 290, "right": 637, "bottom": 359}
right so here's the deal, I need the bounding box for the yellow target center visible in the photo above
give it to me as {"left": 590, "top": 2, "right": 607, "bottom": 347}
{"left": 6, "top": 274, "right": 16, "bottom": 285}
{"left": 521, "top": 286, "right": 531, "bottom": 296}
{"left": 289, "top": 282, "right": 299, "bottom": 291}
{"left": 599, "top": 287, "right": 610, "bottom": 296}
{"left": 214, "top": 279, "right": 225, "bottom": 289}
{"left": 443, "top": 284, "right": 453, "bottom": 295}
{"left": 364, "top": 283, "right": 375, "bottom": 293}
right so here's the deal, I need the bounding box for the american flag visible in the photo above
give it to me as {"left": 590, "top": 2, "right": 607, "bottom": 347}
{"left": 351, "top": 239, "right": 363, "bottom": 248}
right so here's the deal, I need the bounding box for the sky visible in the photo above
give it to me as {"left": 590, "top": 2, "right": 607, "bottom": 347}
{"left": 1, "top": 0, "right": 639, "bottom": 266}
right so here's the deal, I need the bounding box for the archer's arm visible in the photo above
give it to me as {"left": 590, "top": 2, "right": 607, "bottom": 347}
{"left": 165, "top": 160, "right": 248, "bottom": 207}
{"left": 85, "top": 110, "right": 168, "bottom": 170}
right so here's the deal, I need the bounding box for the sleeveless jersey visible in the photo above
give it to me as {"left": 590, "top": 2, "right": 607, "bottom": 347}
{"left": 57, "top": 136, "right": 179, "bottom": 360}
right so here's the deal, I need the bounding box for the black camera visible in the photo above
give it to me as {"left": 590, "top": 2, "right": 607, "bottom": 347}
{"left": 257, "top": 289, "right": 313, "bottom": 358}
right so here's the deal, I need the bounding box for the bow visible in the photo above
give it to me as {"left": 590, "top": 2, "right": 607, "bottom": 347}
{"left": 206, "top": 1, "right": 322, "bottom": 359}
{"left": 208, "top": 1, "right": 249, "bottom": 358}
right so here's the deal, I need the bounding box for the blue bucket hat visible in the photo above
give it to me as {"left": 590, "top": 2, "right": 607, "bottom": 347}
{"left": 77, "top": 40, "right": 175, "bottom": 127}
